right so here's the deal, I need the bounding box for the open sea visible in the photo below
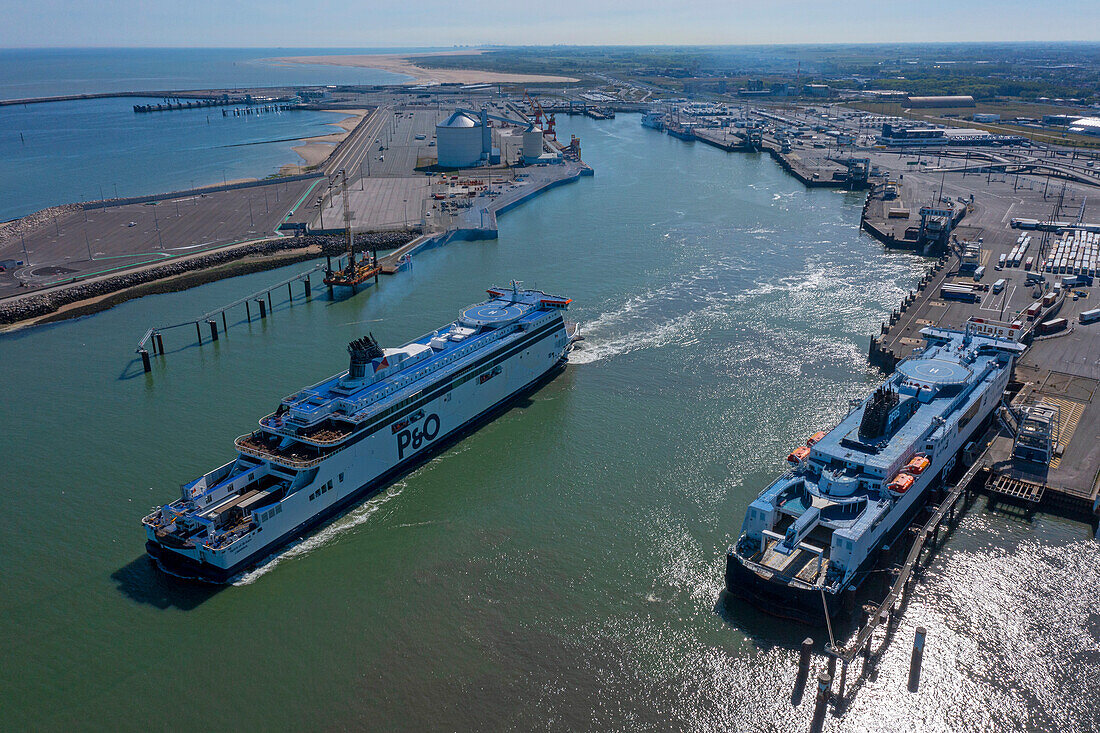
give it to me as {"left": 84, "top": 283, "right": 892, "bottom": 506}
{"left": 1, "top": 75, "right": 1098, "bottom": 730}
{"left": 0, "top": 48, "right": 420, "bottom": 221}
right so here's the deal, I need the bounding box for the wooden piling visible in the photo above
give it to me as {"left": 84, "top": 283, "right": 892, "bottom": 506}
{"left": 140, "top": 349, "right": 151, "bottom": 373}
{"left": 288, "top": 282, "right": 293, "bottom": 301}
{"left": 266, "top": 291, "right": 272, "bottom": 311}
{"left": 257, "top": 299, "right": 267, "bottom": 319}
{"left": 793, "top": 637, "right": 813, "bottom": 705}
{"left": 304, "top": 277, "right": 312, "bottom": 298}
{"left": 208, "top": 320, "right": 219, "bottom": 341}
{"left": 908, "top": 627, "right": 926, "bottom": 692}
{"left": 221, "top": 311, "right": 227, "bottom": 334}
{"left": 810, "top": 672, "right": 831, "bottom": 733}
{"left": 155, "top": 333, "right": 164, "bottom": 354}
{"left": 246, "top": 301, "right": 251, "bottom": 322}
{"left": 195, "top": 321, "right": 202, "bottom": 344}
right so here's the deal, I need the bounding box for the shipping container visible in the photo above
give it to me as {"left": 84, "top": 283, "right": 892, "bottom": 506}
{"left": 940, "top": 285, "right": 978, "bottom": 302}
{"left": 1037, "top": 318, "right": 1067, "bottom": 334}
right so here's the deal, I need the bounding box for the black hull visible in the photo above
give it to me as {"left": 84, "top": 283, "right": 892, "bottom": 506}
{"left": 724, "top": 479, "right": 933, "bottom": 626}
{"left": 148, "top": 360, "right": 568, "bottom": 584}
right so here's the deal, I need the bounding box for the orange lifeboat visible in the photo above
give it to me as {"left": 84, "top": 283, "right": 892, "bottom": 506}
{"left": 807, "top": 431, "right": 827, "bottom": 446}
{"left": 903, "top": 455, "right": 931, "bottom": 475}
{"left": 887, "top": 473, "right": 915, "bottom": 493}
{"left": 787, "top": 445, "right": 812, "bottom": 464}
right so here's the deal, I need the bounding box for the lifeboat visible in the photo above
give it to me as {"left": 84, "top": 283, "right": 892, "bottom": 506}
{"left": 903, "top": 455, "right": 931, "bottom": 475}
{"left": 807, "top": 431, "right": 827, "bottom": 446}
{"left": 787, "top": 445, "right": 812, "bottom": 464}
{"left": 887, "top": 473, "right": 915, "bottom": 493}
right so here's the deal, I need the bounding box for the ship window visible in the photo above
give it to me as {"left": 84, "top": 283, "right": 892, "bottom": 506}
{"left": 339, "top": 473, "right": 344, "bottom": 483}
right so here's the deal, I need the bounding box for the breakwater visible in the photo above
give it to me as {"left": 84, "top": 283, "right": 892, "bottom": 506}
{"left": 0, "top": 231, "right": 416, "bottom": 327}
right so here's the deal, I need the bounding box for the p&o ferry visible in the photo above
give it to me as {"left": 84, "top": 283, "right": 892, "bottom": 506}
{"left": 726, "top": 323, "right": 1024, "bottom": 623}
{"left": 144, "top": 284, "right": 575, "bottom": 582}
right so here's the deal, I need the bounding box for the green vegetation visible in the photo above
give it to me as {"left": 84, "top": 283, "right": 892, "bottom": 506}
{"left": 415, "top": 44, "right": 1100, "bottom": 103}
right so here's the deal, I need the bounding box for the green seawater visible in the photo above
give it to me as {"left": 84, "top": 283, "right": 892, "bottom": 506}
{"left": 2, "top": 116, "right": 1097, "bottom": 731}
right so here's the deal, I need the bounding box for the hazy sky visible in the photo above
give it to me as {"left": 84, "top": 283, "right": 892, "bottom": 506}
{"left": 2, "top": 0, "right": 1098, "bottom": 47}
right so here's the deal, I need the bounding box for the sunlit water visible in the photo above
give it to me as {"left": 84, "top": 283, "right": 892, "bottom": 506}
{"left": 1, "top": 116, "right": 1096, "bottom": 731}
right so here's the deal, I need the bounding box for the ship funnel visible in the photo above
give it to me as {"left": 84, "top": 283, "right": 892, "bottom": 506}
{"left": 347, "top": 333, "right": 384, "bottom": 379}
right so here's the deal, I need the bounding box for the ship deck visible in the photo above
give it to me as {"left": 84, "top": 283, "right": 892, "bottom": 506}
{"left": 236, "top": 432, "right": 336, "bottom": 468}
{"left": 286, "top": 297, "right": 556, "bottom": 411}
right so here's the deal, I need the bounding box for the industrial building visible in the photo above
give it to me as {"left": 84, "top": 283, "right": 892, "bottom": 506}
{"left": 878, "top": 123, "right": 1023, "bottom": 147}
{"left": 905, "top": 95, "right": 975, "bottom": 108}
{"left": 1067, "top": 117, "right": 1100, "bottom": 137}
{"left": 435, "top": 111, "right": 487, "bottom": 168}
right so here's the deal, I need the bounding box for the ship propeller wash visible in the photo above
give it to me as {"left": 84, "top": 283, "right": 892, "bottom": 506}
{"left": 726, "top": 324, "right": 1024, "bottom": 623}
{"left": 144, "top": 284, "right": 577, "bottom": 582}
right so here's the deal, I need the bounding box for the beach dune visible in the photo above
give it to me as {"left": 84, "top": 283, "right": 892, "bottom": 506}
{"left": 271, "top": 49, "right": 579, "bottom": 85}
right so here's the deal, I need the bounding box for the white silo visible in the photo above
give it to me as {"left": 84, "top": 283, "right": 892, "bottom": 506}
{"left": 436, "top": 111, "right": 483, "bottom": 168}
{"left": 522, "top": 128, "right": 545, "bottom": 163}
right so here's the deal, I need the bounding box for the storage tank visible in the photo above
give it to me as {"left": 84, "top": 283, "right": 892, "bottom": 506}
{"left": 523, "top": 128, "right": 544, "bottom": 162}
{"left": 436, "top": 111, "right": 483, "bottom": 168}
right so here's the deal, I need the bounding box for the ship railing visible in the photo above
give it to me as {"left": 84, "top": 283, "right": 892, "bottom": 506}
{"left": 234, "top": 433, "right": 339, "bottom": 469}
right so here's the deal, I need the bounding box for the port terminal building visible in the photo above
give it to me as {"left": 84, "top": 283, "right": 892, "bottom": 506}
{"left": 878, "top": 123, "right": 1023, "bottom": 147}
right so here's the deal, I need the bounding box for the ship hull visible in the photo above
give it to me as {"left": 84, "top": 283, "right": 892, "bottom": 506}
{"left": 148, "top": 356, "right": 568, "bottom": 584}
{"left": 725, "top": 447, "right": 956, "bottom": 625}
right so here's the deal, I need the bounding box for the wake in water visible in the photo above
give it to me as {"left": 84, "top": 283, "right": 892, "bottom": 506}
{"left": 568, "top": 269, "right": 738, "bottom": 365}
{"left": 232, "top": 481, "right": 407, "bottom": 585}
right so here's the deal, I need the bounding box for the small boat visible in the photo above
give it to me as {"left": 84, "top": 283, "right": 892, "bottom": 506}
{"left": 807, "top": 431, "right": 827, "bottom": 446}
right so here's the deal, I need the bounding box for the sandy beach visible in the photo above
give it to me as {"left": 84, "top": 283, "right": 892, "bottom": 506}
{"left": 271, "top": 50, "right": 579, "bottom": 85}
{"left": 280, "top": 108, "right": 368, "bottom": 174}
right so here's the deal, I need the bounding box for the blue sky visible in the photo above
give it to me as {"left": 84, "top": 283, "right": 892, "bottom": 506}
{"left": 2, "top": 0, "right": 1098, "bottom": 47}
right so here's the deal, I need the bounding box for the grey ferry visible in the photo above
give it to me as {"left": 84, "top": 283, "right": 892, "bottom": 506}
{"left": 726, "top": 323, "right": 1024, "bottom": 623}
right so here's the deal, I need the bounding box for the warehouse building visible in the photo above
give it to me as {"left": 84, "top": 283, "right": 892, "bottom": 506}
{"left": 1068, "top": 117, "right": 1100, "bottom": 137}
{"left": 905, "top": 95, "right": 975, "bottom": 108}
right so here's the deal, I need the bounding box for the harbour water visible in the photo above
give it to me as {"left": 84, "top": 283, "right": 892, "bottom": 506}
{"left": 0, "top": 97, "right": 347, "bottom": 220}
{"left": 1, "top": 116, "right": 1097, "bottom": 731}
